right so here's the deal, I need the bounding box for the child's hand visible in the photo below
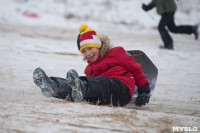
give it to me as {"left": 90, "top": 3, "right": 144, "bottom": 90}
{"left": 135, "top": 84, "right": 150, "bottom": 106}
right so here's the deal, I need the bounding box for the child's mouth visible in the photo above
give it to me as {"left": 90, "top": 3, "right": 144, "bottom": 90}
{"left": 88, "top": 54, "right": 95, "bottom": 61}
{"left": 89, "top": 56, "right": 94, "bottom": 59}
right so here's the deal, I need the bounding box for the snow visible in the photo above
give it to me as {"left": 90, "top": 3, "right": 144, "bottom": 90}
{"left": 0, "top": 0, "right": 200, "bottom": 132}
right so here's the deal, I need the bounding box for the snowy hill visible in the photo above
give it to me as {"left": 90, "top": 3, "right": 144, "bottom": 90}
{"left": 0, "top": 0, "right": 200, "bottom": 133}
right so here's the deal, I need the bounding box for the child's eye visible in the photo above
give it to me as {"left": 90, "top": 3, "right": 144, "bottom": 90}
{"left": 82, "top": 49, "right": 86, "bottom": 53}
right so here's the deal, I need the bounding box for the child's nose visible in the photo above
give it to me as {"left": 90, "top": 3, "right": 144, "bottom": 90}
{"left": 86, "top": 50, "right": 91, "bottom": 55}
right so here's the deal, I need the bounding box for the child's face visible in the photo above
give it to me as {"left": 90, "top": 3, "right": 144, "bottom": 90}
{"left": 82, "top": 47, "right": 100, "bottom": 62}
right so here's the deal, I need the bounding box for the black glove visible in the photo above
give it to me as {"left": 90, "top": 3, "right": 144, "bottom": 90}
{"left": 135, "top": 84, "right": 150, "bottom": 106}
{"left": 142, "top": 4, "right": 150, "bottom": 11}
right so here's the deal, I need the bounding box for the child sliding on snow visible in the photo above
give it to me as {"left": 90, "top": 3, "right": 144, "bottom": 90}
{"left": 33, "top": 24, "right": 150, "bottom": 107}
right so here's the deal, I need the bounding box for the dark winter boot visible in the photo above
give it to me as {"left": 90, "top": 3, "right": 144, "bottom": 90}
{"left": 66, "top": 70, "right": 85, "bottom": 102}
{"left": 192, "top": 25, "right": 199, "bottom": 40}
{"left": 33, "top": 67, "right": 55, "bottom": 97}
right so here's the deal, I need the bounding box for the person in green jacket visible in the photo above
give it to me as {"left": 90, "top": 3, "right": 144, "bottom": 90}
{"left": 142, "top": 0, "right": 199, "bottom": 50}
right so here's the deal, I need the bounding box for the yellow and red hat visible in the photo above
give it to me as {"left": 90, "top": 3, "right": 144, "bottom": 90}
{"left": 77, "top": 24, "right": 102, "bottom": 52}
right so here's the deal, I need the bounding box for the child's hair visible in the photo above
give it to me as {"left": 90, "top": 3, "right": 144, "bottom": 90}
{"left": 99, "top": 34, "right": 112, "bottom": 57}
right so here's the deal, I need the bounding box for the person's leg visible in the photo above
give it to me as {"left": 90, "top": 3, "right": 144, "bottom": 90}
{"left": 50, "top": 77, "right": 72, "bottom": 100}
{"left": 33, "top": 67, "right": 72, "bottom": 100}
{"left": 85, "top": 76, "right": 131, "bottom": 107}
{"left": 167, "top": 13, "right": 199, "bottom": 40}
{"left": 158, "top": 13, "right": 173, "bottom": 49}
{"left": 65, "top": 69, "right": 131, "bottom": 106}
{"left": 167, "top": 13, "right": 192, "bottom": 34}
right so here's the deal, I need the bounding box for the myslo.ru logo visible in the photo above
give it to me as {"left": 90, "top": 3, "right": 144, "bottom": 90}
{"left": 172, "top": 126, "right": 198, "bottom": 132}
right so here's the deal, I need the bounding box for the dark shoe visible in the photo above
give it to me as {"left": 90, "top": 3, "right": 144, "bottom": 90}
{"left": 159, "top": 45, "right": 173, "bottom": 50}
{"left": 66, "top": 69, "right": 83, "bottom": 102}
{"left": 193, "top": 25, "right": 199, "bottom": 40}
{"left": 33, "top": 67, "right": 54, "bottom": 97}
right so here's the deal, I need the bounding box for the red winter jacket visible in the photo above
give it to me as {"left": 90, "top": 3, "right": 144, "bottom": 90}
{"left": 84, "top": 46, "right": 149, "bottom": 97}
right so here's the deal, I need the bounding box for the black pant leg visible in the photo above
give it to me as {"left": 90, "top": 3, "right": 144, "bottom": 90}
{"left": 167, "top": 14, "right": 193, "bottom": 34}
{"left": 84, "top": 76, "right": 131, "bottom": 107}
{"left": 158, "top": 13, "right": 173, "bottom": 48}
{"left": 50, "top": 77, "right": 72, "bottom": 101}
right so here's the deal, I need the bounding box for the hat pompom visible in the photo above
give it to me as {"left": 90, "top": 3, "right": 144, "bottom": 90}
{"left": 79, "top": 24, "right": 88, "bottom": 33}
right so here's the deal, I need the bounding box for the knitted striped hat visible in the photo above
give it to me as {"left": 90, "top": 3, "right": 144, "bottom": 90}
{"left": 77, "top": 24, "right": 102, "bottom": 52}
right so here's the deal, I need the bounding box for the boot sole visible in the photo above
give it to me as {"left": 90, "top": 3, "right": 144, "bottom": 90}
{"left": 66, "top": 70, "right": 83, "bottom": 102}
{"left": 33, "top": 67, "right": 54, "bottom": 97}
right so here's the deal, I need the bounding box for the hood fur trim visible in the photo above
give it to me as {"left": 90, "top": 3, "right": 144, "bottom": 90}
{"left": 99, "top": 34, "right": 112, "bottom": 57}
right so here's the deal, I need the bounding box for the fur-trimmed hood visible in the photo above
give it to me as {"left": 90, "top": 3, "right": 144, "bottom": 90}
{"left": 99, "top": 34, "right": 113, "bottom": 57}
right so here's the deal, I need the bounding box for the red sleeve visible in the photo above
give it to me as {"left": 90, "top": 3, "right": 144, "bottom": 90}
{"left": 113, "top": 47, "right": 149, "bottom": 87}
